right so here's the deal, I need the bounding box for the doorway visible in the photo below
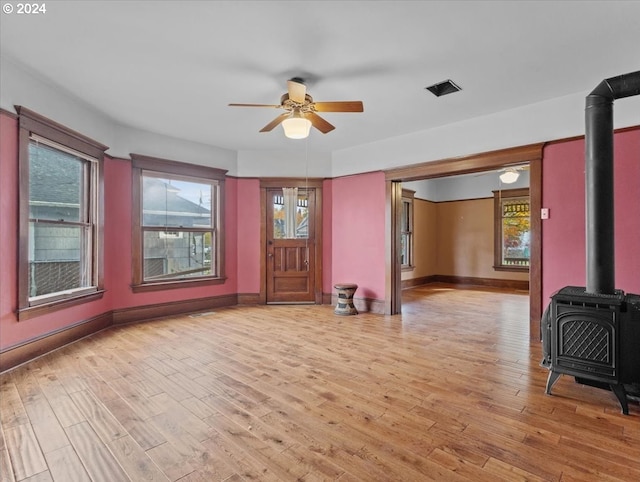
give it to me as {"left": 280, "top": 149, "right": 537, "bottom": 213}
{"left": 260, "top": 180, "right": 323, "bottom": 304}
{"left": 384, "top": 143, "right": 544, "bottom": 340}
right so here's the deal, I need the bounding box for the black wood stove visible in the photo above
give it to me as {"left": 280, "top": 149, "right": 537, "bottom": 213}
{"left": 541, "top": 71, "right": 640, "bottom": 414}
{"left": 542, "top": 287, "right": 640, "bottom": 414}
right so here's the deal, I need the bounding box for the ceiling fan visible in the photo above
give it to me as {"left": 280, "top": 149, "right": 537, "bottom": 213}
{"left": 229, "top": 78, "right": 364, "bottom": 138}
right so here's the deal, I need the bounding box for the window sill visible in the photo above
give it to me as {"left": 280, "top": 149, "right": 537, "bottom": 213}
{"left": 131, "top": 276, "right": 227, "bottom": 293}
{"left": 494, "top": 266, "right": 529, "bottom": 273}
{"left": 401, "top": 266, "right": 415, "bottom": 272}
{"left": 18, "top": 290, "right": 105, "bottom": 321}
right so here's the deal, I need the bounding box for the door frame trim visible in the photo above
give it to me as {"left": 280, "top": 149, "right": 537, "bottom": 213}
{"left": 260, "top": 179, "right": 324, "bottom": 305}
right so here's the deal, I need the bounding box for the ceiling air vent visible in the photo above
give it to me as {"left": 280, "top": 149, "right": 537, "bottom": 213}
{"left": 425, "top": 79, "right": 462, "bottom": 97}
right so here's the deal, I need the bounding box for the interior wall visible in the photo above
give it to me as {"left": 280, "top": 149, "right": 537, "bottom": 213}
{"left": 403, "top": 196, "right": 529, "bottom": 284}
{"left": 435, "top": 198, "right": 527, "bottom": 282}
{"left": 0, "top": 112, "right": 24, "bottom": 346}
{"left": 331, "top": 171, "right": 386, "bottom": 302}
{"left": 542, "top": 127, "right": 640, "bottom": 304}
{"left": 236, "top": 149, "right": 333, "bottom": 178}
{"left": 236, "top": 178, "right": 261, "bottom": 295}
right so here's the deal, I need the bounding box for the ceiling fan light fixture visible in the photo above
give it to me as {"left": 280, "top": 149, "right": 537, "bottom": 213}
{"left": 499, "top": 168, "right": 520, "bottom": 184}
{"left": 282, "top": 110, "right": 312, "bottom": 139}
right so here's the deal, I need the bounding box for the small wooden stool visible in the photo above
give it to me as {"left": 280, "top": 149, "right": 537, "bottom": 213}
{"left": 334, "top": 283, "right": 358, "bottom": 315}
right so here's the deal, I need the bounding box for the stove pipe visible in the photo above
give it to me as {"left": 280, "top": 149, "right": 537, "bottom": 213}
{"left": 585, "top": 71, "right": 640, "bottom": 294}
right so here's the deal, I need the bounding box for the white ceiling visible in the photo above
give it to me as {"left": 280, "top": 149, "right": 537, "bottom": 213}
{"left": 1, "top": 1, "right": 639, "bottom": 155}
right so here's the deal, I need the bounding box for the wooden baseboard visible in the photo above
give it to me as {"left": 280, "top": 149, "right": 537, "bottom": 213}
{"left": 237, "top": 293, "right": 260, "bottom": 305}
{"left": 112, "top": 294, "right": 238, "bottom": 325}
{"left": 428, "top": 275, "right": 529, "bottom": 291}
{"left": 401, "top": 275, "right": 438, "bottom": 290}
{"left": 0, "top": 312, "right": 112, "bottom": 373}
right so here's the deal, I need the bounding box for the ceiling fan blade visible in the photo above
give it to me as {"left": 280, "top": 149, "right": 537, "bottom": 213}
{"left": 287, "top": 80, "right": 307, "bottom": 103}
{"left": 229, "top": 103, "right": 282, "bottom": 108}
{"left": 313, "top": 101, "right": 364, "bottom": 113}
{"left": 306, "top": 112, "right": 335, "bottom": 134}
{"left": 259, "top": 113, "right": 290, "bottom": 132}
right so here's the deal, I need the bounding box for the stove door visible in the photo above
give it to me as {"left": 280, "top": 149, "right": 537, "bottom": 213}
{"left": 552, "top": 303, "right": 619, "bottom": 382}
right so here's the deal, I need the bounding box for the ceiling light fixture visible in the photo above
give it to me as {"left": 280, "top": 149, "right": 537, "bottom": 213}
{"left": 499, "top": 168, "right": 520, "bottom": 184}
{"left": 282, "top": 110, "right": 312, "bottom": 139}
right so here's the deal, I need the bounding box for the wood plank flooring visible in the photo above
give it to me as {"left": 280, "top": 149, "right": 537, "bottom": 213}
{"left": 1, "top": 284, "right": 639, "bottom": 481}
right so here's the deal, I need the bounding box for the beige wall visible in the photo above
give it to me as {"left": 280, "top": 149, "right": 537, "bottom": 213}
{"left": 403, "top": 198, "right": 438, "bottom": 280}
{"left": 403, "top": 197, "right": 529, "bottom": 283}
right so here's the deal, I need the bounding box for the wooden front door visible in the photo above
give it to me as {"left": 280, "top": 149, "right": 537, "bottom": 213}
{"left": 266, "top": 187, "right": 317, "bottom": 303}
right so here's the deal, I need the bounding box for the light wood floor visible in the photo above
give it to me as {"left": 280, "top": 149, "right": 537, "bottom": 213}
{"left": 1, "top": 284, "right": 639, "bottom": 481}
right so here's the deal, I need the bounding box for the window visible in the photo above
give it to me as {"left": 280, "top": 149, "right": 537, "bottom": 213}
{"left": 493, "top": 187, "right": 530, "bottom": 272}
{"left": 131, "top": 154, "right": 227, "bottom": 292}
{"left": 401, "top": 189, "right": 415, "bottom": 270}
{"left": 17, "top": 107, "right": 107, "bottom": 319}
{"left": 272, "top": 188, "right": 309, "bottom": 239}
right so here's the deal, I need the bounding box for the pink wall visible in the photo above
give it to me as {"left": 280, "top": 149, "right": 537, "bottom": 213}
{"left": 331, "top": 171, "right": 386, "bottom": 301}
{"left": 0, "top": 112, "right": 239, "bottom": 351}
{"left": 103, "top": 157, "right": 133, "bottom": 306}
{"left": 1, "top": 113, "right": 22, "bottom": 346}
{"left": 542, "top": 128, "right": 640, "bottom": 304}
{"left": 236, "top": 178, "right": 260, "bottom": 293}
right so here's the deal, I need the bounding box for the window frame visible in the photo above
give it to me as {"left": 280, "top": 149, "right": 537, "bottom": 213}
{"left": 400, "top": 188, "right": 415, "bottom": 271}
{"left": 493, "top": 187, "right": 530, "bottom": 272}
{"left": 17, "top": 106, "right": 107, "bottom": 320}
{"left": 130, "top": 153, "right": 227, "bottom": 293}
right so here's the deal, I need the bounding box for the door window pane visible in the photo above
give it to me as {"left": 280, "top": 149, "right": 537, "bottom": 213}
{"left": 273, "top": 188, "right": 309, "bottom": 239}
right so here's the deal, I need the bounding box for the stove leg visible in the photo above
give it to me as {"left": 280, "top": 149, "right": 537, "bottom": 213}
{"left": 610, "top": 384, "right": 629, "bottom": 415}
{"left": 545, "top": 370, "right": 561, "bottom": 395}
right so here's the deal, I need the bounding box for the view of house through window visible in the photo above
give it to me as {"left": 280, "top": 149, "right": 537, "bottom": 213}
{"left": 27, "top": 137, "right": 98, "bottom": 302}
{"left": 493, "top": 188, "right": 530, "bottom": 271}
{"left": 141, "top": 174, "right": 217, "bottom": 281}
